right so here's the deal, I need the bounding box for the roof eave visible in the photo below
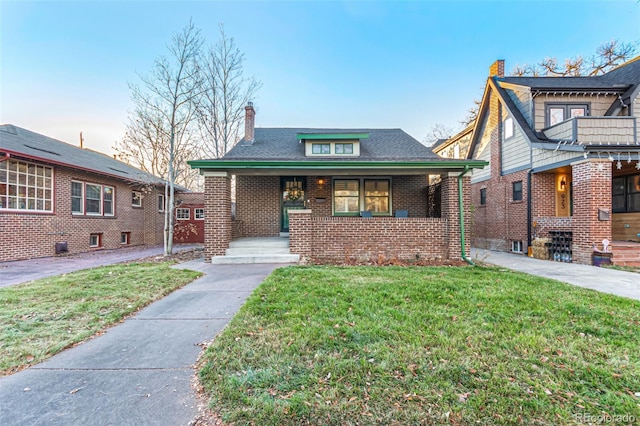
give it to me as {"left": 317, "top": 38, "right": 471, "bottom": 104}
{"left": 189, "top": 159, "right": 488, "bottom": 171}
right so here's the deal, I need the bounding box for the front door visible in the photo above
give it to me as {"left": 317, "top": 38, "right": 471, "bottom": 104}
{"left": 281, "top": 177, "right": 306, "bottom": 232}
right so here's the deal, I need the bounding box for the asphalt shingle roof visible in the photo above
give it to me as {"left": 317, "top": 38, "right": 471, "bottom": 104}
{"left": 223, "top": 128, "right": 440, "bottom": 161}
{"left": 0, "top": 124, "right": 164, "bottom": 185}
{"left": 499, "top": 55, "right": 640, "bottom": 91}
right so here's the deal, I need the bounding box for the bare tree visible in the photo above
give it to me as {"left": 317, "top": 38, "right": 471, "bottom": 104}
{"left": 117, "top": 19, "right": 204, "bottom": 256}
{"left": 196, "top": 24, "right": 262, "bottom": 159}
{"left": 512, "top": 40, "right": 637, "bottom": 77}
{"left": 115, "top": 104, "right": 200, "bottom": 189}
{"left": 423, "top": 123, "right": 455, "bottom": 146}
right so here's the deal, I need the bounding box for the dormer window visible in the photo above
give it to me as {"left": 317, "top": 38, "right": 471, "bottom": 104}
{"left": 299, "top": 132, "right": 367, "bottom": 157}
{"left": 312, "top": 143, "right": 331, "bottom": 154}
{"left": 335, "top": 143, "right": 353, "bottom": 154}
{"left": 545, "top": 104, "right": 589, "bottom": 127}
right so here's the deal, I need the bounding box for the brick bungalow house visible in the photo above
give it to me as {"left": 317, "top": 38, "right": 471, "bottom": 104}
{"left": 0, "top": 124, "right": 194, "bottom": 262}
{"left": 434, "top": 57, "right": 640, "bottom": 266}
{"left": 189, "top": 104, "right": 486, "bottom": 264}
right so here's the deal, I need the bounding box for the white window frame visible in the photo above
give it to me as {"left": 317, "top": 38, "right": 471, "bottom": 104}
{"left": 71, "top": 180, "right": 84, "bottom": 215}
{"left": 0, "top": 159, "right": 54, "bottom": 212}
{"left": 85, "top": 183, "right": 103, "bottom": 216}
{"left": 176, "top": 207, "right": 190, "bottom": 220}
{"left": 194, "top": 208, "right": 204, "bottom": 220}
{"left": 504, "top": 117, "right": 514, "bottom": 139}
{"left": 132, "top": 191, "right": 142, "bottom": 207}
{"left": 121, "top": 232, "right": 130, "bottom": 245}
{"left": 89, "top": 233, "right": 102, "bottom": 248}
{"left": 511, "top": 240, "right": 523, "bottom": 253}
{"left": 72, "top": 181, "right": 114, "bottom": 217}
{"left": 158, "top": 194, "right": 165, "bottom": 212}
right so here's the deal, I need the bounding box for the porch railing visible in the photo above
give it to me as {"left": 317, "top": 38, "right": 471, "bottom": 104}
{"left": 542, "top": 116, "right": 638, "bottom": 146}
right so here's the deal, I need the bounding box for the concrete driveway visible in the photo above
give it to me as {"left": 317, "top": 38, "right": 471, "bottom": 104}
{"left": 0, "top": 260, "right": 288, "bottom": 426}
{"left": 472, "top": 248, "right": 640, "bottom": 301}
{"left": 0, "top": 244, "right": 200, "bottom": 288}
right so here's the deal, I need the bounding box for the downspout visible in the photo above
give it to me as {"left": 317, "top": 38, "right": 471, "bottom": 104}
{"left": 527, "top": 169, "right": 533, "bottom": 250}
{"left": 457, "top": 165, "right": 474, "bottom": 265}
{"left": 0, "top": 153, "right": 10, "bottom": 162}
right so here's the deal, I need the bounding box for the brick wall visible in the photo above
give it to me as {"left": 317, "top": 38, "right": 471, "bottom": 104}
{"left": 290, "top": 212, "right": 448, "bottom": 263}
{"left": 571, "top": 159, "right": 612, "bottom": 264}
{"left": 203, "top": 174, "right": 231, "bottom": 258}
{"left": 234, "top": 175, "right": 280, "bottom": 237}
{"left": 442, "top": 173, "right": 472, "bottom": 259}
{"left": 0, "top": 164, "right": 165, "bottom": 262}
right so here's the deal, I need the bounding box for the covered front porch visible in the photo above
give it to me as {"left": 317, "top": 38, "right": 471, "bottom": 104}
{"left": 197, "top": 162, "right": 483, "bottom": 264}
{"left": 531, "top": 158, "right": 640, "bottom": 266}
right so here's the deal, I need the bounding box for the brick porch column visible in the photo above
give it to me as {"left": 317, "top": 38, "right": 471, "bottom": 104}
{"left": 571, "top": 159, "right": 612, "bottom": 264}
{"left": 204, "top": 172, "right": 232, "bottom": 261}
{"left": 442, "top": 172, "right": 472, "bottom": 260}
{"left": 288, "top": 209, "right": 312, "bottom": 261}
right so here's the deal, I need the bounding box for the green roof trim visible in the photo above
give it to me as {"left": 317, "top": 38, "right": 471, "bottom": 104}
{"left": 296, "top": 133, "right": 369, "bottom": 140}
{"left": 188, "top": 159, "right": 488, "bottom": 170}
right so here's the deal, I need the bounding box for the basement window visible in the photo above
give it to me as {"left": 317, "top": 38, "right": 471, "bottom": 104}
{"left": 89, "top": 233, "right": 103, "bottom": 248}
{"left": 121, "top": 232, "right": 130, "bottom": 245}
{"left": 511, "top": 240, "right": 523, "bottom": 253}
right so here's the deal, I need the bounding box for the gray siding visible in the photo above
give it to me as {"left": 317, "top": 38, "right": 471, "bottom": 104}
{"left": 532, "top": 148, "right": 582, "bottom": 170}
{"left": 506, "top": 87, "right": 533, "bottom": 126}
{"left": 472, "top": 139, "right": 491, "bottom": 183}
{"left": 502, "top": 106, "right": 531, "bottom": 172}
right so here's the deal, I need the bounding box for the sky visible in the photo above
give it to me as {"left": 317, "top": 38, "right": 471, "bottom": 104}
{"left": 1, "top": 0, "right": 639, "bottom": 156}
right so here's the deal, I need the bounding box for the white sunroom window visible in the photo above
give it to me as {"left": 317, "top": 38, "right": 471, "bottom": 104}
{"left": 0, "top": 159, "right": 53, "bottom": 212}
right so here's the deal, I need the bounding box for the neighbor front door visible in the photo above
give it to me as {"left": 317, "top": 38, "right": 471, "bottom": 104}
{"left": 281, "top": 177, "right": 306, "bottom": 232}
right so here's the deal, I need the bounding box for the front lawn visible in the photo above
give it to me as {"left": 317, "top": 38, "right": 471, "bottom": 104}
{"left": 0, "top": 262, "right": 201, "bottom": 375}
{"left": 199, "top": 266, "right": 640, "bottom": 425}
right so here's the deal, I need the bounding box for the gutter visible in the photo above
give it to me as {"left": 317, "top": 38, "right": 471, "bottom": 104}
{"left": 457, "top": 165, "right": 474, "bottom": 266}
{"left": 0, "top": 152, "right": 10, "bottom": 162}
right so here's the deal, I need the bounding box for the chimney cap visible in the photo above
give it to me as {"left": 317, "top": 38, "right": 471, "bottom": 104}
{"left": 246, "top": 101, "right": 253, "bottom": 108}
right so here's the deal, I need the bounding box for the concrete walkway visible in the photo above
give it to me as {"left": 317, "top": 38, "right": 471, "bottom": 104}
{"left": 0, "top": 260, "right": 287, "bottom": 426}
{"left": 0, "top": 244, "right": 200, "bottom": 288}
{"left": 472, "top": 248, "right": 640, "bottom": 301}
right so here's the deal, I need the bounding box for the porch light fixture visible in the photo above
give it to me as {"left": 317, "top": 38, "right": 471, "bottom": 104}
{"left": 558, "top": 175, "right": 567, "bottom": 192}
{"left": 317, "top": 178, "right": 325, "bottom": 190}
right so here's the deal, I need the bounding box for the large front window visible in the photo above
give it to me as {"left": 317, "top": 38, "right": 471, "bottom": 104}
{"left": 613, "top": 174, "right": 640, "bottom": 213}
{"left": 333, "top": 178, "right": 391, "bottom": 215}
{"left": 333, "top": 180, "right": 360, "bottom": 214}
{"left": 0, "top": 159, "right": 53, "bottom": 212}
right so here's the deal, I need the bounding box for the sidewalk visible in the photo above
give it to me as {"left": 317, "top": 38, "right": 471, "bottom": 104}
{"left": 472, "top": 248, "right": 640, "bottom": 301}
{"left": 0, "top": 260, "right": 288, "bottom": 426}
{"left": 0, "top": 244, "right": 200, "bottom": 288}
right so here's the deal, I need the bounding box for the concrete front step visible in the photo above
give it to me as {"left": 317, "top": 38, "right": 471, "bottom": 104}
{"left": 210, "top": 254, "right": 300, "bottom": 264}
{"left": 229, "top": 238, "right": 290, "bottom": 249}
{"left": 225, "top": 247, "right": 291, "bottom": 256}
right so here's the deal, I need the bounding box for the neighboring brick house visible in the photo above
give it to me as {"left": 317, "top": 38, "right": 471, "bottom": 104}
{"left": 435, "top": 57, "right": 640, "bottom": 266}
{"left": 189, "top": 104, "right": 486, "bottom": 264}
{"left": 173, "top": 192, "right": 205, "bottom": 244}
{"left": 0, "top": 124, "right": 190, "bottom": 262}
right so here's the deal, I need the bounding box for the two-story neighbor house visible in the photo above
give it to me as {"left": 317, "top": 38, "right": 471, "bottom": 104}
{"left": 0, "top": 124, "right": 191, "bottom": 262}
{"left": 189, "top": 104, "right": 487, "bottom": 264}
{"left": 436, "top": 57, "right": 640, "bottom": 266}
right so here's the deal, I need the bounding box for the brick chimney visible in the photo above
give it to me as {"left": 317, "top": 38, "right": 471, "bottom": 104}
{"left": 489, "top": 59, "right": 505, "bottom": 78}
{"left": 244, "top": 102, "right": 255, "bottom": 143}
